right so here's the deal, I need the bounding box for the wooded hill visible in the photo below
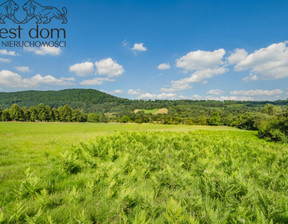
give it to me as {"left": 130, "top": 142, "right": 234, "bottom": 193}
{"left": 0, "top": 89, "right": 286, "bottom": 117}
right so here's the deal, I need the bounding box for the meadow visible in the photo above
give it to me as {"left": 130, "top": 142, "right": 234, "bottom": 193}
{"left": 0, "top": 123, "right": 287, "bottom": 223}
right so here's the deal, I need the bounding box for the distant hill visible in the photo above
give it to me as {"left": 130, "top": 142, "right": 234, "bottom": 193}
{"left": 0, "top": 89, "right": 129, "bottom": 113}
{"left": 0, "top": 89, "right": 286, "bottom": 116}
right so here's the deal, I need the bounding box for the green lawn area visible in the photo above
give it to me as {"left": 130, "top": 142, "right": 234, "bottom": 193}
{"left": 0, "top": 122, "right": 239, "bottom": 198}
{"left": 0, "top": 122, "right": 239, "bottom": 155}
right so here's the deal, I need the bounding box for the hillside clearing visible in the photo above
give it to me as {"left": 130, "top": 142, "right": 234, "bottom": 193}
{"left": 134, "top": 108, "right": 168, "bottom": 115}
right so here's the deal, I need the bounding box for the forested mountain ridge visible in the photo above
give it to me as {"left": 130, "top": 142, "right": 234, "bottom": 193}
{"left": 0, "top": 89, "right": 129, "bottom": 112}
{"left": 0, "top": 89, "right": 286, "bottom": 115}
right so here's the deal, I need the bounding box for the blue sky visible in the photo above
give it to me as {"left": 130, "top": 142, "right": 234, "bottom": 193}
{"left": 0, "top": 0, "right": 288, "bottom": 101}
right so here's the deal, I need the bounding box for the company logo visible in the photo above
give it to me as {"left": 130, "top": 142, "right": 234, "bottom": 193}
{"left": 0, "top": 0, "right": 21, "bottom": 24}
{"left": 0, "top": 0, "right": 68, "bottom": 48}
{"left": 22, "top": 0, "right": 67, "bottom": 24}
{"left": 0, "top": 0, "right": 67, "bottom": 24}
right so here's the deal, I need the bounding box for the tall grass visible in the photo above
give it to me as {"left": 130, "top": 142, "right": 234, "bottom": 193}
{"left": 1, "top": 130, "right": 288, "bottom": 223}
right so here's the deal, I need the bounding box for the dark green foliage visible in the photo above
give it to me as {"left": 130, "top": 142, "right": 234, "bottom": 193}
{"left": 99, "top": 113, "right": 108, "bottom": 123}
{"left": 10, "top": 104, "right": 23, "bottom": 121}
{"left": 1, "top": 103, "right": 91, "bottom": 123}
{"left": 21, "top": 106, "right": 29, "bottom": 121}
{"left": 232, "top": 112, "right": 270, "bottom": 130}
{"left": 0, "top": 88, "right": 287, "bottom": 142}
{"left": 29, "top": 106, "right": 38, "bottom": 121}
{"left": 1, "top": 108, "right": 10, "bottom": 121}
{"left": 261, "top": 104, "right": 283, "bottom": 115}
{"left": 0, "top": 89, "right": 286, "bottom": 117}
{"left": 87, "top": 113, "right": 99, "bottom": 122}
{"left": 120, "top": 115, "right": 130, "bottom": 123}
{"left": 198, "top": 114, "right": 207, "bottom": 125}
{"left": 258, "top": 116, "right": 288, "bottom": 142}
{"left": 208, "top": 111, "right": 221, "bottom": 126}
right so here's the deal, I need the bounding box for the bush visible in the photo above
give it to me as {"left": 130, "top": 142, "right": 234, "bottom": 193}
{"left": 60, "top": 151, "right": 81, "bottom": 174}
{"left": 120, "top": 115, "right": 130, "bottom": 123}
{"left": 258, "top": 117, "right": 288, "bottom": 142}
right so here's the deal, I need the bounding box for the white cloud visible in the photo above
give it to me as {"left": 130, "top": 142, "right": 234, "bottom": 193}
{"left": 227, "top": 49, "right": 248, "bottom": 64}
{"left": 243, "top": 74, "right": 259, "bottom": 81}
{"left": 132, "top": 43, "right": 147, "bottom": 52}
{"left": 230, "top": 89, "right": 283, "bottom": 96}
{"left": 110, "top": 89, "right": 122, "bottom": 94}
{"left": 0, "top": 49, "right": 17, "bottom": 56}
{"left": 80, "top": 77, "right": 114, "bottom": 86}
{"left": 69, "top": 62, "right": 94, "bottom": 76}
{"left": 207, "top": 95, "right": 253, "bottom": 101}
{"left": 178, "top": 95, "right": 187, "bottom": 99}
{"left": 0, "top": 58, "right": 11, "bottom": 63}
{"left": 191, "top": 94, "right": 203, "bottom": 100}
{"left": 101, "top": 89, "right": 122, "bottom": 95}
{"left": 95, "top": 58, "right": 124, "bottom": 78}
{"left": 128, "top": 89, "right": 142, "bottom": 95}
{"left": 162, "top": 49, "right": 227, "bottom": 92}
{"left": 0, "top": 70, "right": 74, "bottom": 88}
{"left": 207, "top": 89, "right": 224, "bottom": 95}
{"left": 15, "top": 66, "right": 31, "bottom": 73}
{"left": 25, "top": 47, "right": 61, "bottom": 56}
{"left": 176, "top": 49, "right": 226, "bottom": 71}
{"left": 138, "top": 93, "right": 157, "bottom": 99}
{"left": 157, "top": 93, "right": 177, "bottom": 99}
{"left": 232, "top": 41, "right": 288, "bottom": 80}
{"left": 165, "top": 67, "right": 227, "bottom": 92}
{"left": 160, "top": 83, "right": 192, "bottom": 92}
{"left": 29, "top": 75, "right": 74, "bottom": 86}
{"left": 158, "top": 63, "right": 171, "bottom": 70}
{"left": 138, "top": 92, "right": 176, "bottom": 100}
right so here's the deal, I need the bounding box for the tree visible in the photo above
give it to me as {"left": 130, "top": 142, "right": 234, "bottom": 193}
{"left": 60, "top": 105, "right": 73, "bottom": 122}
{"left": 29, "top": 106, "right": 38, "bottom": 121}
{"left": 209, "top": 112, "right": 221, "bottom": 126}
{"left": 52, "top": 108, "right": 60, "bottom": 121}
{"left": 72, "top": 109, "right": 81, "bottom": 122}
{"left": 199, "top": 114, "right": 207, "bottom": 125}
{"left": 10, "top": 104, "right": 23, "bottom": 121}
{"left": 99, "top": 113, "right": 108, "bottom": 123}
{"left": 21, "top": 106, "right": 29, "bottom": 121}
{"left": 120, "top": 115, "right": 130, "bottom": 123}
{"left": 37, "top": 103, "right": 47, "bottom": 121}
{"left": 261, "top": 104, "right": 282, "bottom": 116}
{"left": 80, "top": 112, "right": 88, "bottom": 122}
{"left": 45, "top": 105, "right": 52, "bottom": 121}
{"left": 88, "top": 113, "right": 99, "bottom": 122}
{"left": 184, "top": 118, "right": 193, "bottom": 125}
{"left": 222, "top": 113, "right": 233, "bottom": 126}
{"left": 2, "top": 109, "right": 10, "bottom": 121}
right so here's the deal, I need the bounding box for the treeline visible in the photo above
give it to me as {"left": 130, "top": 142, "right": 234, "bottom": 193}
{"left": 0, "top": 89, "right": 286, "bottom": 115}
{"left": 0, "top": 103, "right": 107, "bottom": 123}
{"left": 1, "top": 102, "right": 287, "bottom": 142}
{"left": 117, "top": 103, "right": 288, "bottom": 142}
{"left": 231, "top": 104, "right": 288, "bottom": 142}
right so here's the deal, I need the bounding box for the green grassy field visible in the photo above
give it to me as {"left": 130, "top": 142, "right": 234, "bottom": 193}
{"left": 0, "top": 123, "right": 287, "bottom": 223}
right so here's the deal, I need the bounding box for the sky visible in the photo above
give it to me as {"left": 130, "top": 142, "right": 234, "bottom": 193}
{"left": 0, "top": 0, "right": 288, "bottom": 101}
